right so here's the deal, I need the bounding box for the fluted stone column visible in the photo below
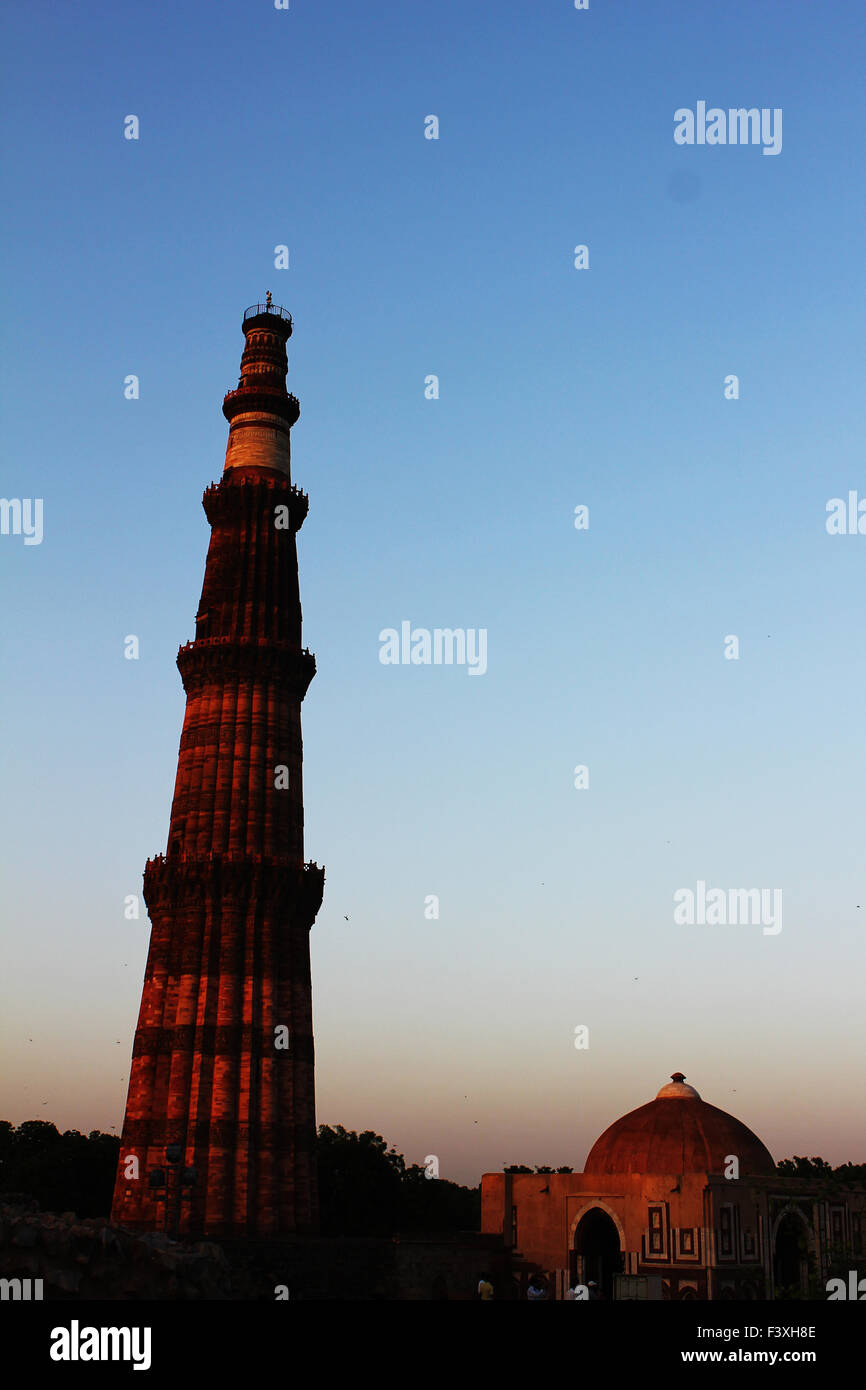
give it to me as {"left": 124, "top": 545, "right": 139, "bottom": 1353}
{"left": 112, "top": 304, "right": 323, "bottom": 1238}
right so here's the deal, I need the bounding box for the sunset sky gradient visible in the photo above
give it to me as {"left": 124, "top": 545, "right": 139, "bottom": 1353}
{"left": 1, "top": 0, "right": 864, "bottom": 1184}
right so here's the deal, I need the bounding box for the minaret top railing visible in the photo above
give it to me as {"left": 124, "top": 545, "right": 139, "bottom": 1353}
{"left": 243, "top": 303, "right": 292, "bottom": 326}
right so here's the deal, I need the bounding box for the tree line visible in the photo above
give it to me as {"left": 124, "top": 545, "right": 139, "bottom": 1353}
{"left": 1, "top": 1121, "right": 862, "bottom": 1231}
{"left": 0, "top": 1120, "right": 479, "bottom": 1233}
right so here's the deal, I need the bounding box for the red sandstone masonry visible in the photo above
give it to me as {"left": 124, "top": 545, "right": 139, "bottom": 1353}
{"left": 112, "top": 307, "right": 323, "bottom": 1238}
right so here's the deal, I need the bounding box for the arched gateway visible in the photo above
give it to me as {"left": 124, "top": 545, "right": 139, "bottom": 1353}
{"left": 572, "top": 1206, "right": 623, "bottom": 1298}
{"left": 773, "top": 1208, "right": 812, "bottom": 1297}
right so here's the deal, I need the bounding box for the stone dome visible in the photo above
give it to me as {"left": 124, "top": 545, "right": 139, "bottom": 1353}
{"left": 584, "top": 1073, "right": 775, "bottom": 1177}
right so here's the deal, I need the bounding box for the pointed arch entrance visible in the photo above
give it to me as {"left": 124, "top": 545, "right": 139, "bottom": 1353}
{"left": 571, "top": 1205, "right": 624, "bottom": 1299}
{"left": 773, "top": 1208, "right": 812, "bottom": 1298}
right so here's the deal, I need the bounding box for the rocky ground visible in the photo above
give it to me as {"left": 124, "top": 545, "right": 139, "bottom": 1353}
{"left": 0, "top": 1197, "right": 232, "bottom": 1299}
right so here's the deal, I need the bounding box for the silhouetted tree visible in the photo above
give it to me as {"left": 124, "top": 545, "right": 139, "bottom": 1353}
{"left": 0, "top": 1121, "right": 120, "bottom": 1216}
{"left": 776, "top": 1156, "right": 866, "bottom": 1187}
{"left": 316, "top": 1125, "right": 479, "bottom": 1235}
{"left": 316, "top": 1126, "right": 404, "bottom": 1235}
{"left": 397, "top": 1162, "right": 479, "bottom": 1232}
{"left": 833, "top": 1162, "right": 866, "bottom": 1186}
{"left": 503, "top": 1163, "right": 573, "bottom": 1173}
{"left": 0, "top": 1118, "right": 483, "bottom": 1232}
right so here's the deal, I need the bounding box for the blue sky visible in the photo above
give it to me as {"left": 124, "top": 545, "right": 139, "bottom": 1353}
{"left": 1, "top": 0, "right": 864, "bottom": 1183}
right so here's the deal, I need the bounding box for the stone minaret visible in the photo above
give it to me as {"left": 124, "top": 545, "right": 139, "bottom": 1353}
{"left": 112, "top": 301, "right": 323, "bottom": 1238}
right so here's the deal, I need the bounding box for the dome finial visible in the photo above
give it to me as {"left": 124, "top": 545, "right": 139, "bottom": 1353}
{"left": 656, "top": 1072, "right": 700, "bottom": 1099}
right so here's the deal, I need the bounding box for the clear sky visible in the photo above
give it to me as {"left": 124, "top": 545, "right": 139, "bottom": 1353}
{"left": 1, "top": 1, "right": 864, "bottom": 1186}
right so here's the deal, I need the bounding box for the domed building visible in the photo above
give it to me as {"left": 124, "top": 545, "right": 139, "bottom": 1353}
{"left": 481, "top": 1073, "right": 865, "bottom": 1300}
{"left": 584, "top": 1073, "right": 775, "bottom": 1180}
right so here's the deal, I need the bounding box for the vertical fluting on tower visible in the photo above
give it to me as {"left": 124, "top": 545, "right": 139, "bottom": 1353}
{"left": 112, "top": 304, "right": 323, "bottom": 1238}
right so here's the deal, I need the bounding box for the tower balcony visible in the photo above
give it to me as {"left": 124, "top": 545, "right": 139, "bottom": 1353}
{"left": 222, "top": 385, "right": 300, "bottom": 426}
{"left": 143, "top": 853, "right": 325, "bottom": 923}
{"left": 242, "top": 303, "right": 293, "bottom": 337}
{"left": 202, "top": 475, "right": 309, "bottom": 529}
{"left": 176, "top": 636, "right": 316, "bottom": 695}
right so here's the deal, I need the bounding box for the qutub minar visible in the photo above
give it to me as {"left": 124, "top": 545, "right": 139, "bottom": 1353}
{"left": 112, "top": 299, "right": 324, "bottom": 1238}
